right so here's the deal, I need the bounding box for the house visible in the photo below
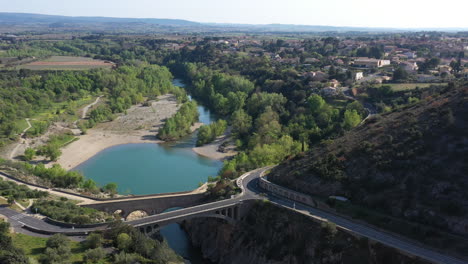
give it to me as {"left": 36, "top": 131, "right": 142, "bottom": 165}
{"left": 400, "top": 61, "right": 419, "bottom": 72}
{"left": 305, "top": 71, "right": 328, "bottom": 81}
{"left": 353, "top": 58, "right": 391, "bottom": 68}
{"left": 438, "top": 65, "right": 452, "bottom": 74}
{"left": 321, "top": 87, "right": 338, "bottom": 96}
{"left": 462, "top": 68, "right": 468, "bottom": 78}
{"left": 304, "top": 58, "right": 320, "bottom": 63}
{"left": 354, "top": 72, "right": 364, "bottom": 80}
{"left": 403, "top": 51, "right": 417, "bottom": 59}
{"left": 329, "top": 79, "right": 340, "bottom": 88}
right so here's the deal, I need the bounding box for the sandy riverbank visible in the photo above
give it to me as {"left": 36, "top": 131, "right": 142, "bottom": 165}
{"left": 56, "top": 94, "right": 180, "bottom": 169}
{"left": 192, "top": 134, "right": 237, "bottom": 161}
{"left": 55, "top": 94, "right": 232, "bottom": 170}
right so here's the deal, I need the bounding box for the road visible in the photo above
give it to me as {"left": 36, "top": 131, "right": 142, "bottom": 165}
{"left": 0, "top": 167, "right": 466, "bottom": 264}
{"left": 131, "top": 167, "right": 467, "bottom": 264}
{"left": 0, "top": 206, "right": 101, "bottom": 235}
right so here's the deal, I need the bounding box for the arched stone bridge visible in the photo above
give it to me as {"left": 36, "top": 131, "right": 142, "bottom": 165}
{"left": 81, "top": 192, "right": 207, "bottom": 219}
{"left": 128, "top": 199, "right": 256, "bottom": 236}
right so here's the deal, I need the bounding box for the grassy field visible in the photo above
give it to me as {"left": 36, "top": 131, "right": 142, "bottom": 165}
{"left": 381, "top": 83, "right": 447, "bottom": 91}
{"left": 17, "top": 198, "right": 31, "bottom": 208}
{"left": 0, "top": 196, "right": 7, "bottom": 205}
{"left": 16, "top": 56, "right": 114, "bottom": 71}
{"left": 12, "top": 233, "right": 87, "bottom": 264}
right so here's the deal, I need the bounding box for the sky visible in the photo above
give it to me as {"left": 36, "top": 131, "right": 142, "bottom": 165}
{"left": 1, "top": 0, "right": 468, "bottom": 29}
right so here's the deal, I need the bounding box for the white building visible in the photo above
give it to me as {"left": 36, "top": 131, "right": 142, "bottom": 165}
{"left": 354, "top": 72, "right": 364, "bottom": 80}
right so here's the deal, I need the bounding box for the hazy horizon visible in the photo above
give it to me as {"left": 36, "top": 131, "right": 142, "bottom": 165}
{"left": 1, "top": 0, "right": 468, "bottom": 29}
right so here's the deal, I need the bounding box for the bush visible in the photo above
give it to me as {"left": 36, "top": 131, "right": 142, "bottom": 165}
{"left": 46, "top": 234, "right": 70, "bottom": 249}
{"left": 84, "top": 247, "right": 106, "bottom": 263}
{"left": 32, "top": 199, "right": 113, "bottom": 224}
{"left": 196, "top": 119, "right": 227, "bottom": 146}
{"left": 84, "top": 233, "right": 103, "bottom": 249}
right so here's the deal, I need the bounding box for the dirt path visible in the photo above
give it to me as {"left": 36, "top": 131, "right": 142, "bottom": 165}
{"left": 8, "top": 118, "right": 32, "bottom": 160}
{"left": 81, "top": 96, "right": 102, "bottom": 119}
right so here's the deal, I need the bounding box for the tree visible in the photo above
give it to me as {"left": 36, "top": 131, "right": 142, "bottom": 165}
{"left": 42, "top": 245, "right": 71, "bottom": 264}
{"left": 82, "top": 179, "right": 99, "bottom": 193}
{"left": 103, "top": 183, "right": 118, "bottom": 196}
{"left": 114, "top": 252, "right": 137, "bottom": 264}
{"left": 393, "top": 67, "right": 409, "bottom": 81}
{"left": 308, "top": 94, "right": 326, "bottom": 114}
{"left": 343, "top": 109, "right": 362, "bottom": 129}
{"left": 7, "top": 197, "right": 14, "bottom": 206}
{"left": 46, "top": 234, "right": 70, "bottom": 249}
{"left": 117, "top": 233, "right": 132, "bottom": 252}
{"left": 23, "top": 148, "right": 36, "bottom": 161}
{"left": 84, "top": 247, "right": 106, "bottom": 263}
{"left": 231, "top": 109, "right": 252, "bottom": 137}
{"left": 0, "top": 248, "right": 28, "bottom": 264}
{"left": 84, "top": 233, "right": 103, "bottom": 249}
{"left": 43, "top": 234, "right": 71, "bottom": 264}
{"left": 40, "top": 144, "right": 62, "bottom": 161}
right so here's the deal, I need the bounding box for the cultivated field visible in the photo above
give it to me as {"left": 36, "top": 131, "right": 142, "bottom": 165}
{"left": 16, "top": 56, "right": 115, "bottom": 70}
{"left": 381, "top": 83, "right": 447, "bottom": 91}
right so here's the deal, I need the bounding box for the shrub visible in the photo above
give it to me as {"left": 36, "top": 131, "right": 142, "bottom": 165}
{"left": 84, "top": 247, "right": 106, "bottom": 263}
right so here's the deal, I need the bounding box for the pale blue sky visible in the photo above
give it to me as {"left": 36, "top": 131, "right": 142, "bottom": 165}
{"left": 1, "top": 0, "right": 467, "bottom": 28}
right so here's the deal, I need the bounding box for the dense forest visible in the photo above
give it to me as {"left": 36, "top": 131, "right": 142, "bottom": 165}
{"left": 0, "top": 64, "right": 175, "bottom": 147}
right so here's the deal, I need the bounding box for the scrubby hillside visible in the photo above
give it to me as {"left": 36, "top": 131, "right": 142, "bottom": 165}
{"left": 269, "top": 85, "right": 468, "bottom": 236}
{"left": 184, "top": 202, "right": 431, "bottom": 264}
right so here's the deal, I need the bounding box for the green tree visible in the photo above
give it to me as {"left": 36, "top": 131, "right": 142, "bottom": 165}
{"left": 84, "top": 247, "right": 106, "bottom": 263}
{"left": 308, "top": 94, "right": 326, "bottom": 114}
{"left": 117, "top": 233, "right": 132, "bottom": 252}
{"left": 46, "top": 234, "right": 70, "bottom": 249}
{"left": 103, "top": 183, "right": 118, "bottom": 196}
{"left": 85, "top": 233, "right": 103, "bottom": 249}
{"left": 393, "top": 67, "right": 409, "bottom": 81}
{"left": 343, "top": 109, "right": 362, "bottom": 129}
{"left": 23, "top": 148, "right": 36, "bottom": 161}
{"left": 231, "top": 109, "right": 252, "bottom": 137}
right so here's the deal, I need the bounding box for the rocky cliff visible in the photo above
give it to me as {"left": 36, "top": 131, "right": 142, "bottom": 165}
{"left": 183, "top": 201, "right": 430, "bottom": 264}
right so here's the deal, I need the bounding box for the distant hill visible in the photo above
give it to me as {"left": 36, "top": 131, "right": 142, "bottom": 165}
{"left": 0, "top": 12, "right": 200, "bottom": 26}
{"left": 0, "top": 13, "right": 466, "bottom": 33}
{"left": 269, "top": 84, "right": 468, "bottom": 236}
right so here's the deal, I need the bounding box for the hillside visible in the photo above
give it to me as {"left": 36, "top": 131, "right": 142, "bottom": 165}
{"left": 0, "top": 12, "right": 200, "bottom": 26}
{"left": 184, "top": 202, "right": 431, "bottom": 264}
{"left": 269, "top": 85, "right": 468, "bottom": 236}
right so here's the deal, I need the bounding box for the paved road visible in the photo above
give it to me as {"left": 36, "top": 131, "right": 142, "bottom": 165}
{"left": 0, "top": 166, "right": 466, "bottom": 264}
{"left": 0, "top": 206, "right": 101, "bottom": 235}
{"left": 129, "top": 167, "right": 468, "bottom": 263}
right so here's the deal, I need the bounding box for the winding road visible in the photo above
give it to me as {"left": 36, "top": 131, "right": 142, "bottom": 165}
{"left": 0, "top": 167, "right": 467, "bottom": 264}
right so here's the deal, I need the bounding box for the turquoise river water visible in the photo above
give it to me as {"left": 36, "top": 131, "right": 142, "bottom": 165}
{"left": 75, "top": 79, "right": 218, "bottom": 263}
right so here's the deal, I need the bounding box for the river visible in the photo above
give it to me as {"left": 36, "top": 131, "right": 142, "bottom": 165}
{"left": 75, "top": 79, "right": 218, "bottom": 263}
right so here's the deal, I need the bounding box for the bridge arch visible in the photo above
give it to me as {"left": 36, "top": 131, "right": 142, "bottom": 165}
{"left": 126, "top": 210, "right": 150, "bottom": 221}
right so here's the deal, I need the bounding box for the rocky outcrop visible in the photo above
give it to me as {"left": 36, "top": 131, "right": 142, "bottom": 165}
{"left": 184, "top": 201, "right": 431, "bottom": 264}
